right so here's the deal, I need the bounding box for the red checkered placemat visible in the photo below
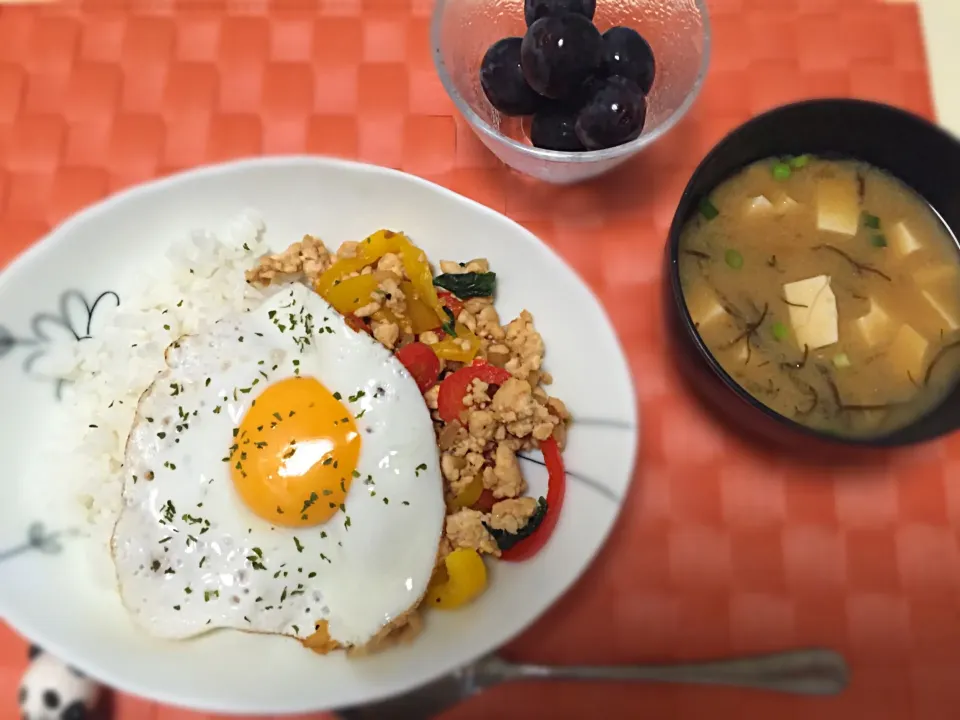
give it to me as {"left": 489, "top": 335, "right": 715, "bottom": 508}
{"left": 0, "top": 0, "right": 950, "bottom": 718}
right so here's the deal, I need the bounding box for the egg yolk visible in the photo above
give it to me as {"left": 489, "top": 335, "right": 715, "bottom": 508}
{"left": 230, "top": 377, "right": 361, "bottom": 527}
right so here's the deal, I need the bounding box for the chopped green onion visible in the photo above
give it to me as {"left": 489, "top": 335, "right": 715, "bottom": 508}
{"left": 833, "top": 353, "right": 851, "bottom": 368}
{"left": 772, "top": 163, "right": 792, "bottom": 181}
{"left": 871, "top": 234, "right": 888, "bottom": 248}
{"left": 724, "top": 249, "right": 744, "bottom": 270}
{"left": 862, "top": 212, "right": 881, "bottom": 230}
{"left": 772, "top": 321, "right": 788, "bottom": 341}
{"left": 698, "top": 197, "right": 719, "bottom": 220}
{"left": 789, "top": 154, "right": 810, "bottom": 169}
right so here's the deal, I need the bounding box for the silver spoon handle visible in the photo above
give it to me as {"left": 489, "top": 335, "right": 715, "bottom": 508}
{"left": 486, "top": 648, "right": 848, "bottom": 696}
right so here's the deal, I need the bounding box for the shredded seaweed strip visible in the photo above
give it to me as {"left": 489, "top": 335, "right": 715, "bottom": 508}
{"left": 683, "top": 249, "right": 712, "bottom": 261}
{"left": 791, "top": 376, "right": 819, "bottom": 416}
{"left": 813, "top": 244, "right": 892, "bottom": 282}
{"left": 743, "top": 378, "right": 779, "bottom": 399}
{"left": 923, "top": 339, "right": 960, "bottom": 386}
{"left": 722, "top": 302, "right": 743, "bottom": 321}
{"left": 781, "top": 297, "right": 808, "bottom": 308}
{"left": 724, "top": 302, "right": 769, "bottom": 365}
{"left": 725, "top": 302, "right": 769, "bottom": 348}
{"left": 842, "top": 403, "right": 903, "bottom": 412}
{"left": 856, "top": 171, "right": 866, "bottom": 203}
{"left": 780, "top": 344, "right": 810, "bottom": 371}
{"left": 817, "top": 364, "right": 901, "bottom": 413}
{"left": 711, "top": 289, "right": 744, "bottom": 323}
{"left": 818, "top": 365, "right": 843, "bottom": 411}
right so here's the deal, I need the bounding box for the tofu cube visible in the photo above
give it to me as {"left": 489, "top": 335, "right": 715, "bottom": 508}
{"left": 783, "top": 275, "right": 839, "bottom": 350}
{"left": 744, "top": 195, "right": 773, "bottom": 217}
{"left": 837, "top": 382, "right": 882, "bottom": 409}
{"left": 887, "top": 324, "right": 929, "bottom": 381}
{"left": 921, "top": 288, "right": 960, "bottom": 332}
{"left": 686, "top": 285, "right": 727, "bottom": 330}
{"left": 889, "top": 221, "right": 923, "bottom": 258}
{"left": 732, "top": 338, "right": 750, "bottom": 364}
{"left": 854, "top": 298, "right": 893, "bottom": 348}
{"left": 817, "top": 177, "right": 860, "bottom": 237}
{"left": 774, "top": 194, "right": 800, "bottom": 214}
{"left": 915, "top": 263, "right": 958, "bottom": 286}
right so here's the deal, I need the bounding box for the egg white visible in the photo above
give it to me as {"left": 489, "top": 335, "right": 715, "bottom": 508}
{"left": 112, "top": 283, "right": 445, "bottom": 647}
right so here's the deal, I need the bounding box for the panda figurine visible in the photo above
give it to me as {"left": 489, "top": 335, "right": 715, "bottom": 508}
{"left": 18, "top": 646, "right": 103, "bottom": 720}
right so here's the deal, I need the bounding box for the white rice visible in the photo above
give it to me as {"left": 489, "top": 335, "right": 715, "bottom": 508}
{"left": 46, "top": 210, "right": 271, "bottom": 548}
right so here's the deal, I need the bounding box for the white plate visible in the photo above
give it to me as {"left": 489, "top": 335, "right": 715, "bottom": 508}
{"left": 0, "top": 157, "right": 638, "bottom": 714}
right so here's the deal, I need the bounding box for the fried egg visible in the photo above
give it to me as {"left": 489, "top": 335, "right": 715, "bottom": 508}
{"left": 112, "top": 283, "right": 445, "bottom": 648}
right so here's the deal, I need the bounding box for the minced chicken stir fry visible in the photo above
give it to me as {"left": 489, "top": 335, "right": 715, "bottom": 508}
{"left": 247, "top": 230, "right": 570, "bottom": 652}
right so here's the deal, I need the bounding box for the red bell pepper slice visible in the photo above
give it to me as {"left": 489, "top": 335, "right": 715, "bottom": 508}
{"left": 344, "top": 314, "right": 371, "bottom": 335}
{"left": 499, "top": 436, "right": 565, "bottom": 562}
{"left": 472, "top": 489, "right": 497, "bottom": 513}
{"left": 437, "top": 289, "right": 464, "bottom": 318}
{"left": 438, "top": 360, "right": 565, "bottom": 561}
{"left": 395, "top": 341, "right": 441, "bottom": 394}
{"left": 436, "top": 361, "right": 512, "bottom": 422}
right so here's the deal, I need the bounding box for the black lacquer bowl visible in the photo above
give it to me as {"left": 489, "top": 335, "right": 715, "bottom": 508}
{"left": 664, "top": 99, "right": 960, "bottom": 451}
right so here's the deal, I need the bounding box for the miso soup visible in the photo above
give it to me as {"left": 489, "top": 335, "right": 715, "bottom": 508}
{"left": 678, "top": 156, "right": 960, "bottom": 438}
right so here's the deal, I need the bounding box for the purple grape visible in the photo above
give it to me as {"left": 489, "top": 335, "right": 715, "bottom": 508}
{"left": 479, "top": 37, "right": 544, "bottom": 116}
{"left": 520, "top": 14, "right": 603, "bottom": 100}
{"left": 531, "top": 107, "right": 585, "bottom": 151}
{"left": 524, "top": 0, "right": 596, "bottom": 27}
{"left": 575, "top": 76, "right": 647, "bottom": 150}
{"left": 601, "top": 26, "right": 656, "bottom": 94}
{"left": 568, "top": 74, "right": 604, "bottom": 108}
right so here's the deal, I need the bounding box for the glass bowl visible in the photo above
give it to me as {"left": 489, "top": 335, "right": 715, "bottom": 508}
{"left": 431, "top": 0, "right": 711, "bottom": 185}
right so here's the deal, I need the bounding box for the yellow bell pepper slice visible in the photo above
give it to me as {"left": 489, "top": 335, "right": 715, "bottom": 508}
{"left": 315, "top": 229, "right": 399, "bottom": 297}
{"left": 396, "top": 239, "right": 446, "bottom": 324}
{"left": 401, "top": 281, "right": 442, "bottom": 334}
{"left": 425, "top": 548, "right": 487, "bottom": 610}
{"left": 322, "top": 273, "right": 381, "bottom": 315}
{"left": 430, "top": 324, "right": 482, "bottom": 363}
{"left": 448, "top": 473, "right": 483, "bottom": 510}
{"left": 372, "top": 306, "right": 412, "bottom": 335}
{"left": 316, "top": 230, "right": 447, "bottom": 325}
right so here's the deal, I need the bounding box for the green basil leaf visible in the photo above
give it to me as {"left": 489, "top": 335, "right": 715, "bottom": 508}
{"left": 441, "top": 306, "right": 457, "bottom": 337}
{"left": 483, "top": 497, "right": 548, "bottom": 552}
{"left": 433, "top": 272, "right": 497, "bottom": 299}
